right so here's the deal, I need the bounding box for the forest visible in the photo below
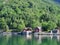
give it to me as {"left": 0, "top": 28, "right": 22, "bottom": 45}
{"left": 0, "top": 0, "right": 60, "bottom": 32}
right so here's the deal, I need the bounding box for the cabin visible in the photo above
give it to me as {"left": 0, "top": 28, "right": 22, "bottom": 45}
{"left": 25, "top": 27, "right": 32, "bottom": 35}
{"left": 20, "top": 27, "right": 32, "bottom": 35}
{"left": 34, "top": 27, "right": 42, "bottom": 32}
{"left": 33, "top": 27, "right": 42, "bottom": 35}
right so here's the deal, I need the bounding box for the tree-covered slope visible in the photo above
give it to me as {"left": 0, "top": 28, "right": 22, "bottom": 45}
{"left": 0, "top": 0, "right": 60, "bottom": 31}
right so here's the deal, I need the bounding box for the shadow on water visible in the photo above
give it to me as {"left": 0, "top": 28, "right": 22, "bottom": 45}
{"left": 0, "top": 34, "right": 60, "bottom": 45}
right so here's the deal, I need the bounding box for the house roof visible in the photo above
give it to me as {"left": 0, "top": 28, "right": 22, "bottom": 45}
{"left": 35, "top": 27, "right": 41, "bottom": 30}
{"left": 23, "top": 27, "right": 32, "bottom": 31}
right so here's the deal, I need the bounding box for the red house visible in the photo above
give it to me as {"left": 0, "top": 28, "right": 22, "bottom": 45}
{"left": 34, "top": 27, "right": 42, "bottom": 33}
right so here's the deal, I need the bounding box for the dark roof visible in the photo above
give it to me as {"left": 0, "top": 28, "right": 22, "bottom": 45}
{"left": 34, "top": 27, "right": 41, "bottom": 30}
{"left": 23, "top": 27, "right": 32, "bottom": 31}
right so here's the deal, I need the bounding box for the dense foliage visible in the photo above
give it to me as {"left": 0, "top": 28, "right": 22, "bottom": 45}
{"left": 0, "top": 0, "right": 60, "bottom": 31}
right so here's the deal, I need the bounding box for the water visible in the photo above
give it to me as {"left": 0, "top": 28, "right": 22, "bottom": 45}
{"left": 0, "top": 34, "right": 60, "bottom": 45}
{"left": 54, "top": 0, "right": 60, "bottom": 3}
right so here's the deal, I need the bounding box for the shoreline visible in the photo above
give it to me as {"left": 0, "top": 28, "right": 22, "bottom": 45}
{"left": 0, "top": 32, "right": 60, "bottom": 36}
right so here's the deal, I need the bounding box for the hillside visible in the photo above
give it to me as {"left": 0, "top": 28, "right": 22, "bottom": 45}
{"left": 0, "top": 0, "right": 60, "bottom": 31}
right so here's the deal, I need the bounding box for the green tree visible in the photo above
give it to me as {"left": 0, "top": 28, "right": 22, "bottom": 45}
{"left": 17, "top": 19, "right": 25, "bottom": 31}
{"left": 12, "top": 22, "right": 17, "bottom": 29}
{"left": 31, "top": 19, "right": 41, "bottom": 28}
{"left": 0, "top": 0, "right": 60, "bottom": 32}
{"left": 0, "top": 17, "right": 6, "bottom": 29}
{"left": 42, "top": 22, "right": 48, "bottom": 31}
{"left": 47, "top": 21, "right": 57, "bottom": 31}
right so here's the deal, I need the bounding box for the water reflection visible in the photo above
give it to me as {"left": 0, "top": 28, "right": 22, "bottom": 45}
{"left": 31, "top": 35, "right": 60, "bottom": 45}
{"left": 26, "top": 34, "right": 32, "bottom": 40}
{"left": 0, "top": 34, "right": 60, "bottom": 45}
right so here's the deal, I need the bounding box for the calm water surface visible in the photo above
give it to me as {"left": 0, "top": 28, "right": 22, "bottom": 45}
{"left": 54, "top": 0, "right": 60, "bottom": 3}
{"left": 0, "top": 34, "right": 60, "bottom": 45}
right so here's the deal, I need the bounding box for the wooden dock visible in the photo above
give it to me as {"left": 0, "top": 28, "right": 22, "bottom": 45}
{"left": 34, "top": 32, "right": 60, "bottom": 35}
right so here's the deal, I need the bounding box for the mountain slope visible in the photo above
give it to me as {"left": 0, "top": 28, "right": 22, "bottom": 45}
{"left": 0, "top": 0, "right": 60, "bottom": 31}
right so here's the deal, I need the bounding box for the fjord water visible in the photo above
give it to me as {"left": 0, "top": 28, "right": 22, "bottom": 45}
{"left": 0, "top": 34, "right": 60, "bottom": 45}
{"left": 54, "top": 0, "right": 60, "bottom": 3}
